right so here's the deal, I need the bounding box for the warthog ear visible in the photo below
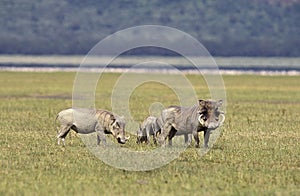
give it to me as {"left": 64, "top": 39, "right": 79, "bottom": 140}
{"left": 198, "top": 100, "right": 207, "bottom": 114}
{"left": 217, "top": 100, "right": 223, "bottom": 107}
{"left": 110, "top": 115, "right": 116, "bottom": 125}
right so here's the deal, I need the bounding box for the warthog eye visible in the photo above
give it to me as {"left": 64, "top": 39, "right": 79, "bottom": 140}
{"left": 201, "top": 112, "right": 208, "bottom": 120}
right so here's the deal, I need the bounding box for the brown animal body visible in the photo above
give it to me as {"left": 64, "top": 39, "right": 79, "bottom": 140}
{"left": 159, "top": 100, "right": 225, "bottom": 148}
{"left": 56, "top": 108, "right": 129, "bottom": 146}
{"left": 136, "top": 116, "right": 162, "bottom": 144}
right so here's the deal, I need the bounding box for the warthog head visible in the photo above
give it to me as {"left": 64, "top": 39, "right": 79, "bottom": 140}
{"left": 197, "top": 99, "right": 225, "bottom": 130}
{"left": 109, "top": 116, "right": 130, "bottom": 144}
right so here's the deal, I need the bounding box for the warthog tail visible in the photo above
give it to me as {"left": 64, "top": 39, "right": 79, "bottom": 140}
{"left": 54, "top": 114, "right": 59, "bottom": 134}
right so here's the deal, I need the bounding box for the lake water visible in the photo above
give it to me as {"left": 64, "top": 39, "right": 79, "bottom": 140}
{"left": 0, "top": 55, "right": 299, "bottom": 75}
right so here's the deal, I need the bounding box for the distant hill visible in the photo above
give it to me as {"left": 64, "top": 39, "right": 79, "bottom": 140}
{"left": 0, "top": 0, "right": 299, "bottom": 56}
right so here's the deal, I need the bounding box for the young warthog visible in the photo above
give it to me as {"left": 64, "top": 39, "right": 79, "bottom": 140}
{"left": 136, "top": 116, "right": 162, "bottom": 144}
{"left": 56, "top": 108, "right": 130, "bottom": 146}
{"left": 158, "top": 99, "right": 225, "bottom": 148}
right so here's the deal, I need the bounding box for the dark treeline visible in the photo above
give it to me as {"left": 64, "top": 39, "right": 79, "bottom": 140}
{"left": 0, "top": 0, "right": 299, "bottom": 56}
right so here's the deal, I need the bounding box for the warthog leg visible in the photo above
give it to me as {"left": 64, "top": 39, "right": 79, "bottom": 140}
{"left": 153, "top": 134, "right": 157, "bottom": 145}
{"left": 145, "top": 126, "right": 151, "bottom": 144}
{"left": 168, "top": 127, "right": 177, "bottom": 146}
{"left": 154, "top": 130, "right": 161, "bottom": 145}
{"left": 96, "top": 132, "right": 106, "bottom": 145}
{"left": 203, "top": 129, "right": 211, "bottom": 148}
{"left": 95, "top": 123, "right": 106, "bottom": 145}
{"left": 158, "top": 122, "right": 172, "bottom": 146}
{"left": 184, "top": 134, "right": 192, "bottom": 146}
{"left": 193, "top": 132, "right": 200, "bottom": 148}
{"left": 57, "top": 125, "right": 72, "bottom": 146}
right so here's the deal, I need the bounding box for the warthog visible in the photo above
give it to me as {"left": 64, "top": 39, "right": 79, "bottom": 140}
{"left": 56, "top": 108, "right": 130, "bottom": 146}
{"left": 158, "top": 99, "right": 225, "bottom": 148}
{"left": 136, "top": 116, "right": 162, "bottom": 144}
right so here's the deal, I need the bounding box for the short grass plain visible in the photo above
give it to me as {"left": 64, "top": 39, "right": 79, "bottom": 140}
{"left": 0, "top": 71, "right": 299, "bottom": 195}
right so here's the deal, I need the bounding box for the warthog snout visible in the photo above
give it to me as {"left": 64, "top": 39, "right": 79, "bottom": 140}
{"left": 208, "top": 113, "right": 225, "bottom": 129}
{"left": 117, "top": 136, "right": 130, "bottom": 144}
{"left": 199, "top": 112, "right": 225, "bottom": 130}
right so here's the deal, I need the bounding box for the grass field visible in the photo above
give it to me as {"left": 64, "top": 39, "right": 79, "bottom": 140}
{"left": 0, "top": 71, "right": 299, "bottom": 195}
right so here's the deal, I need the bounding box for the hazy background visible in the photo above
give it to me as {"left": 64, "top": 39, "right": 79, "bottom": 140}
{"left": 1, "top": 0, "right": 299, "bottom": 56}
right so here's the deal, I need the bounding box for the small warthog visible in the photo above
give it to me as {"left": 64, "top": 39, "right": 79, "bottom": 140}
{"left": 56, "top": 108, "right": 130, "bottom": 146}
{"left": 158, "top": 99, "right": 225, "bottom": 148}
{"left": 136, "top": 116, "right": 162, "bottom": 144}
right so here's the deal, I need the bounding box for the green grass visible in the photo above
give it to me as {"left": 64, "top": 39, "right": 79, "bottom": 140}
{"left": 0, "top": 72, "right": 299, "bottom": 195}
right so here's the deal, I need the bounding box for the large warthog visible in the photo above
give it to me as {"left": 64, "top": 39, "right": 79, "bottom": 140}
{"left": 158, "top": 99, "right": 225, "bottom": 148}
{"left": 56, "top": 108, "right": 130, "bottom": 146}
{"left": 136, "top": 116, "right": 162, "bottom": 144}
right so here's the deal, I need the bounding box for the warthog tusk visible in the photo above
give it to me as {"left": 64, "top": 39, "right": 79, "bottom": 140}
{"left": 219, "top": 113, "right": 225, "bottom": 126}
{"left": 198, "top": 114, "right": 205, "bottom": 126}
{"left": 125, "top": 135, "right": 130, "bottom": 141}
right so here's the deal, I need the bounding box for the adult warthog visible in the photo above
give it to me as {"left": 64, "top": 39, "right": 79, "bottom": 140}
{"left": 56, "top": 108, "right": 130, "bottom": 146}
{"left": 158, "top": 99, "right": 225, "bottom": 148}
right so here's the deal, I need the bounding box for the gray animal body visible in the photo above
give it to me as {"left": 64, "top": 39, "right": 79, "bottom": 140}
{"left": 159, "top": 100, "right": 225, "bottom": 148}
{"left": 56, "top": 108, "right": 129, "bottom": 146}
{"left": 136, "top": 116, "right": 162, "bottom": 144}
